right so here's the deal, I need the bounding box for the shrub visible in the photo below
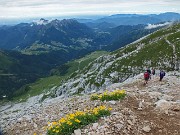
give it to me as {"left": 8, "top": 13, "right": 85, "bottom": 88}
{"left": 91, "top": 90, "right": 126, "bottom": 101}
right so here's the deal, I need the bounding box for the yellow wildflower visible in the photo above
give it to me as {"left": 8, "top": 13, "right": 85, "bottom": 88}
{"left": 52, "top": 121, "right": 57, "bottom": 125}
{"left": 67, "top": 121, "right": 72, "bottom": 125}
{"left": 98, "top": 95, "right": 102, "bottom": 98}
{"left": 74, "top": 119, "right": 81, "bottom": 123}
{"left": 59, "top": 118, "right": 66, "bottom": 123}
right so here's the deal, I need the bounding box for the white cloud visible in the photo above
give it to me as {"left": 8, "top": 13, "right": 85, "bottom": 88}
{"left": 0, "top": 0, "right": 180, "bottom": 19}
{"left": 145, "top": 22, "right": 171, "bottom": 29}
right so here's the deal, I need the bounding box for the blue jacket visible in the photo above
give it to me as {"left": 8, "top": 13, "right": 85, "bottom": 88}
{"left": 160, "top": 71, "right": 165, "bottom": 77}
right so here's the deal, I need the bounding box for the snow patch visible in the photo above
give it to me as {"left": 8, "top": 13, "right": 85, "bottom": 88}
{"left": 32, "top": 18, "right": 50, "bottom": 25}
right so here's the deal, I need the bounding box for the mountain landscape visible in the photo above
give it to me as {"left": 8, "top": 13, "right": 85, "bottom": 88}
{"left": 0, "top": 17, "right": 162, "bottom": 100}
{"left": 0, "top": 12, "right": 179, "bottom": 135}
{"left": 53, "top": 22, "right": 180, "bottom": 98}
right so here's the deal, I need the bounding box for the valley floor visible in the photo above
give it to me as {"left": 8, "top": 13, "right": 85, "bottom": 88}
{"left": 0, "top": 71, "right": 180, "bottom": 135}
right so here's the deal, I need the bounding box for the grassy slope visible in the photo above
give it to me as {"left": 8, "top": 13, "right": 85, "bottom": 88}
{"left": 0, "top": 51, "right": 14, "bottom": 72}
{"left": 61, "top": 23, "right": 180, "bottom": 91}
{"left": 13, "top": 51, "right": 109, "bottom": 102}
{"left": 111, "top": 23, "right": 180, "bottom": 72}
{"left": 167, "top": 30, "right": 180, "bottom": 58}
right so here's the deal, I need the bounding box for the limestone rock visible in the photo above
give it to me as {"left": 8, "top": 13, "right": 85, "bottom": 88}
{"left": 74, "top": 129, "right": 81, "bottom": 135}
{"left": 142, "top": 125, "right": 151, "bottom": 132}
{"left": 93, "top": 123, "right": 99, "bottom": 129}
{"left": 114, "top": 123, "right": 123, "bottom": 130}
{"left": 155, "top": 99, "right": 171, "bottom": 111}
{"left": 109, "top": 101, "right": 116, "bottom": 105}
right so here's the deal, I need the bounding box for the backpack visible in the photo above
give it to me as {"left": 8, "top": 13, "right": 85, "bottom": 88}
{"left": 147, "top": 69, "right": 151, "bottom": 74}
{"left": 160, "top": 71, "right": 165, "bottom": 77}
{"left": 144, "top": 72, "right": 149, "bottom": 78}
{"left": 152, "top": 69, "right": 155, "bottom": 75}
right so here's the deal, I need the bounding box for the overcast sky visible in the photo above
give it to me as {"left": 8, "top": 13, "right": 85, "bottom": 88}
{"left": 0, "top": 0, "right": 180, "bottom": 19}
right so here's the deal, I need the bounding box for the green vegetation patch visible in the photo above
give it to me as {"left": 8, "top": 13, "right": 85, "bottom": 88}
{"left": 13, "top": 76, "right": 62, "bottom": 102}
{"left": 91, "top": 90, "right": 126, "bottom": 101}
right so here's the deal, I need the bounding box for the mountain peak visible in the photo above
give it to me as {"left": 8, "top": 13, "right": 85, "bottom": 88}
{"left": 32, "top": 18, "right": 49, "bottom": 25}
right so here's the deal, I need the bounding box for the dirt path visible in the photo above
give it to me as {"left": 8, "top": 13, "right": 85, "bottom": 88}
{"left": 165, "top": 37, "right": 178, "bottom": 70}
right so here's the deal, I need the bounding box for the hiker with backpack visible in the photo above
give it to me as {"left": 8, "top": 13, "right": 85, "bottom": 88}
{"left": 144, "top": 70, "right": 150, "bottom": 85}
{"left": 159, "top": 70, "right": 166, "bottom": 81}
{"left": 152, "top": 68, "right": 155, "bottom": 75}
{"left": 147, "top": 68, "right": 151, "bottom": 79}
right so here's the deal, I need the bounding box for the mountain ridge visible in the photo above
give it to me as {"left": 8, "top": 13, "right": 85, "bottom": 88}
{"left": 79, "top": 12, "right": 180, "bottom": 26}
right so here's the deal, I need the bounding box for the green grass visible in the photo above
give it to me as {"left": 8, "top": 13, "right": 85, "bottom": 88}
{"left": 167, "top": 31, "right": 180, "bottom": 58}
{"left": 13, "top": 76, "right": 62, "bottom": 102}
{"left": 13, "top": 51, "right": 109, "bottom": 102}
{"left": 0, "top": 51, "right": 14, "bottom": 70}
{"left": 101, "top": 33, "right": 175, "bottom": 77}
{"left": 68, "top": 51, "right": 109, "bottom": 73}
{"left": 21, "top": 43, "right": 66, "bottom": 55}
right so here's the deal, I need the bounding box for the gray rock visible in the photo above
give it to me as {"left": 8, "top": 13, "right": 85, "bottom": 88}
{"left": 74, "top": 129, "right": 81, "bottom": 135}
{"left": 109, "top": 101, "right": 116, "bottom": 105}
{"left": 16, "top": 130, "right": 20, "bottom": 134}
{"left": 155, "top": 99, "right": 171, "bottom": 111}
{"left": 127, "top": 120, "right": 133, "bottom": 126}
{"left": 93, "top": 123, "right": 99, "bottom": 129}
{"left": 114, "top": 123, "right": 123, "bottom": 130}
{"left": 161, "top": 95, "right": 173, "bottom": 101}
{"left": 33, "top": 123, "right": 37, "bottom": 128}
{"left": 142, "top": 125, "right": 151, "bottom": 132}
{"left": 137, "top": 108, "right": 143, "bottom": 111}
{"left": 138, "top": 101, "right": 144, "bottom": 108}
{"left": 94, "top": 102, "right": 100, "bottom": 107}
{"left": 149, "top": 92, "right": 162, "bottom": 101}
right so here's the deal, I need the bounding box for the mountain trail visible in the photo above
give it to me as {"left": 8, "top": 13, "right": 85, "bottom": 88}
{"left": 0, "top": 71, "right": 180, "bottom": 135}
{"left": 165, "top": 37, "right": 178, "bottom": 70}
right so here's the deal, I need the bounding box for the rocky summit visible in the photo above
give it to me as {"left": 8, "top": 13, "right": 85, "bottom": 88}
{"left": 0, "top": 71, "right": 179, "bottom": 135}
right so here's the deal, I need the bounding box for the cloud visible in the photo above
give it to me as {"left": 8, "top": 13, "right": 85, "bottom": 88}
{"left": 0, "top": 0, "right": 180, "bottom": 19}
{"left": 145, "top": 22, "right": 171, "bottom": 29}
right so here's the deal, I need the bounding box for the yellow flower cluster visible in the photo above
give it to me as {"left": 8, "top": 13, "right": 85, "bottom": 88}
{"left": 91, "top": 89, "right": 126, "bottom": 101}
{"left": 47, "top": 111, "right": 85, "bottom": 131}
{"left": 46, "top": 106, "right": 111, "bottom": 135}
{"left": 90, "top": 105, "right": 112, "bottom": 115}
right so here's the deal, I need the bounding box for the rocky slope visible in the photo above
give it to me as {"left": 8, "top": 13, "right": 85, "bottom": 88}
{"left": 0, "top": 71, "right": 179, "bottom": 135}
{"left": 53, "top": 22, "right": 180, "bottom": 98}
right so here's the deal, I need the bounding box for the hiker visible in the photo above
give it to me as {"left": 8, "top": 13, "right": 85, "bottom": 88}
{"left": 152, "top": 68, "right": 155, "bottom": 75}
{"left": 159, "top": 70, "right": 165, "bottom": 81}
{"left": 147, "top": 68, "right": 151, "bottom": 79}
{"left": 144, "top": 70, "right": 150, "bottom": 85}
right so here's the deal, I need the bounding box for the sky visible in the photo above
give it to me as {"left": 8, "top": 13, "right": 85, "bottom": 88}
{"left": 0, "top": 0, "right": 180, "bottom": 19}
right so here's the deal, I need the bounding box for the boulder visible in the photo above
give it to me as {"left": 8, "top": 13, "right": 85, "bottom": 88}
{"left": 155, "top": 99, "right": 171, "bottom": 111}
